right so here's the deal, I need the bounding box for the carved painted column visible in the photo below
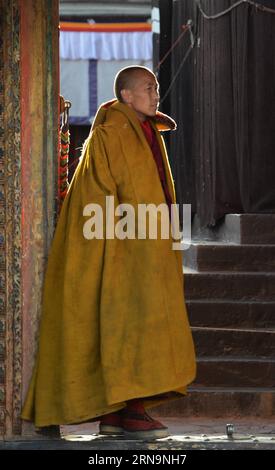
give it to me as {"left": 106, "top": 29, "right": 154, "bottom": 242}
{"left": 0, "top": 0, "right": 59, "bottom": 436}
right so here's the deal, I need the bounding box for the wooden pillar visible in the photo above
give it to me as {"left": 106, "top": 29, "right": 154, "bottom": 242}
{"left": 0, "top": 0, "right": 59, "bottom": 436}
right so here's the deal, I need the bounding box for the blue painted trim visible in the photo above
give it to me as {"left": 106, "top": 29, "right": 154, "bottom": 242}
{"left": 89, "top": 60, "right": 97, "bottom": 117}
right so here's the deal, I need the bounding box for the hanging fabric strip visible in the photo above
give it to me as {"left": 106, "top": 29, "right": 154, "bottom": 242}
{"left": 58, "top": 101, "right": 71, "bottom": 212}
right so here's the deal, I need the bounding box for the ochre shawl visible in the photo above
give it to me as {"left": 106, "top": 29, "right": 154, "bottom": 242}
{"left": 21, "top": 100, "right": 196, "bottom": 426}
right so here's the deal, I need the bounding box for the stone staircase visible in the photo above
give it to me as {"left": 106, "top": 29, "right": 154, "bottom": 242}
{"left": 153, "top": 214, "right": 275, "bottom": 418}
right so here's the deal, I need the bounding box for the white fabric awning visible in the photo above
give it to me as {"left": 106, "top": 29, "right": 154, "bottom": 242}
{"left": 60, "top": 31, "right": 153, "bottom": 61}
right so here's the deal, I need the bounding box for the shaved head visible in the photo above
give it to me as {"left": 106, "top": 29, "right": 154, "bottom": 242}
{"left": 113, "top": 65, "right": 160, "bottom": 121}
{"left": 114, "top": 66, "right": 156, "bottom": 103}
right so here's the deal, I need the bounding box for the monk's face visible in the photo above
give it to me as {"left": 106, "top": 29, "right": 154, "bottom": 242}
{"left": 122, "top": 71, "right": 160, "bottom": 121}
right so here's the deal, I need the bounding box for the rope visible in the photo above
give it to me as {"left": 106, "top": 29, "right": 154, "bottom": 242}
{"left": 195, "top": 0, "right": 275, "bottom": 20}
{"left": 159, "top": 43, "right": 194, "bottom": 105}
{"left": 154, "top": 23, "right": 192, "bottom": 73}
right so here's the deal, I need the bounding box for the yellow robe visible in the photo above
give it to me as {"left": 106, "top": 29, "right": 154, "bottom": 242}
{"left": 21, "top": 100, "right": 196, "bottom": 426}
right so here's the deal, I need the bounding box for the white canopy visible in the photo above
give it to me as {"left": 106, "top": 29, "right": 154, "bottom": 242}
{"left": 60, "top": 31, "right": 153, "bottom": 61}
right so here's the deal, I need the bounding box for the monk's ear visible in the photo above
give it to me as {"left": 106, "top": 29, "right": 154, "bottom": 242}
{"left": 121, "top": 88, "right": 132, "bottom": 104}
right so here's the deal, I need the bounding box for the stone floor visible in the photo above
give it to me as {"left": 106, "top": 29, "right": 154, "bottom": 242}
{"left": 1, "top": 417, "right": 275, "bottom": 450}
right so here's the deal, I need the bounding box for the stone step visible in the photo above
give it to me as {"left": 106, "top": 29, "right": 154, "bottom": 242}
{"left": 186, "top": 300, "right": 275, "bottom": 329}
{"left": 152, "top": 388, "right": 275, "bottom": 418}
{"left": 192, "top": 327, "right": 275, "bottom": 358}
{"left": 184, "top": 243, "right": 275, "bottom": 272}
{"left": 192, "top": 214, "right": 275, "bottom": 245}
{"left": 195, "top": 358, "right": 275, "bottom": 388}
{"left": 184, "top": 270, "right": 275, "bottom": 301}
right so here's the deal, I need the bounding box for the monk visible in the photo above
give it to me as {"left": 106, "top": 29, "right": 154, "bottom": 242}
{"left": 21, "top": 66, "right": 196, "bottom": 440}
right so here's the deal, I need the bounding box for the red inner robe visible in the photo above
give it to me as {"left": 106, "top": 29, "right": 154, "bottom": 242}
{"left": 140, "top": 119, "right": 172, "bottom": 214}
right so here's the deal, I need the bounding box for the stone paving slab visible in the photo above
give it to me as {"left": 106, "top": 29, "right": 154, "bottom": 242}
{"left": 1, "top": 418, "right": 275, "bottom": 450}
{"left": 0, "top": 437, "right": 274, "bottom": 450}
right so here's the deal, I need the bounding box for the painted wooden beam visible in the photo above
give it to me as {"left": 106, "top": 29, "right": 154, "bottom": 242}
{"left": 20, "top": 0, "right": 59, "bottom": 435}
